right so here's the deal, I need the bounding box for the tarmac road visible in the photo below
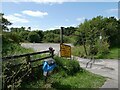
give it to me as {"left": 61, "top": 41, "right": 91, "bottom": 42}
{"left": 74, "top": 57, "right": 119, "bottom": 88}
{"left": 21, "top": 43, "right": 119, "bottom": 89}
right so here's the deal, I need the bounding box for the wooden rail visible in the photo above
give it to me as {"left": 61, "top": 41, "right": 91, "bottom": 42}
{"left": 2, "top": 50, "right": 50, "bottom": 60}
{"left": 2, "top": 47, "right": 54, "bottom": 65}
{"left": 2, "top": 47, "right": 55, "bottom": 89}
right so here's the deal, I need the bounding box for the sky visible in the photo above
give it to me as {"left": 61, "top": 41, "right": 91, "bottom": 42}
{"left": 2, "top": 1, "right": 119, "bottom": 31}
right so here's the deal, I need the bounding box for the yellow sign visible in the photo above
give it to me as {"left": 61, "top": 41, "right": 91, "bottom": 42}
{"left": 60, "top": 43, "right": 71, "bottom": 58}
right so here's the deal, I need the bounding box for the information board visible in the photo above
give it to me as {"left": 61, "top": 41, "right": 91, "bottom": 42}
{"left": 60, "top": 43, "right": 71, "bottom": 58}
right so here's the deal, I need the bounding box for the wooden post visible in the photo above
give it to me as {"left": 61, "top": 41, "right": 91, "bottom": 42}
{"left": 26, "top": 55, "right": 32, "bottom": 76}
{"left": 60, "top": 27, "right": 64, "bottom": 44}
{"left": 26, "top": 55, "right": 31, "bottom": 69}
{"left": 49, "top": 47, "right": 54, "bottom": 58}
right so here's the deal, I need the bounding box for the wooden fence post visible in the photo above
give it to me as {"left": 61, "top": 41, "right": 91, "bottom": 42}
{"left": 26, "top": 55, "right": 33, "bottom": 76}
{"left": 26, "top": 55, "right": 31, "bottom": 69}
{"left": 49, "top": 47, "right": 54, "bottom": 58}
{"left": 60, "top": 27, "right": 64, "bottom": 44}
{"left": 3, "top": 49, "right": 55, "bottom": 89}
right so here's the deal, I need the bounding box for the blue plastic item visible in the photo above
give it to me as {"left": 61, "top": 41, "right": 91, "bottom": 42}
{"left": 42, "top": 60, "right": 56, "bottom": 72}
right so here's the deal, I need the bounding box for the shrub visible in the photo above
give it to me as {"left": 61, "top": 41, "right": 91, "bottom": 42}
{"left": 94, "top": 40, "right": 110, "bottom": 58}
{"left": 54, "top": 56, "right": 80, "bottom": 75}
{"left": 27, "top": 32, "right": 41, "bottom": 43}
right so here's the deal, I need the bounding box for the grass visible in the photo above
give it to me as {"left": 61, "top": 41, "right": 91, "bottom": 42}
{"left": 71, "top": 45, "right": 87, "bottom": 58}
{"left": 20, "top": 56, "right": 106, "bottom": 89}
{"left": 21, "top": 69, "right": 106, "bottom": 89}
{"left": 51, "top": 70, "right": 106, "bottom": 88}
{"left": 72, "top": 46, "right": 119, "bottom": 59}
{"left": 99, "top": 48, "right": 119, "bottom": 59}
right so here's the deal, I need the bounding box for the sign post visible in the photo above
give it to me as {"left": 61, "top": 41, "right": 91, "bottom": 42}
{"left": 60, "top": 27, "right": 71, "bottom": 58}
{"left": 60, "top": 27, "right": 64, "bottom": 44}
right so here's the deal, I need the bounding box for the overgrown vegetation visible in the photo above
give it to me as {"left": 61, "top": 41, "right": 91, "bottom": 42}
{"left": 2, "top": 33, "right": 34, "bottom": 57}
{"left": 54, "top": 56, "right": 80, "bottom": 75}
{"left": 21, "top": 56, "right": 106, "bottom": 88}
{"left": 73, "top": 16, "right": 119, "bottom": 59}
{"left": 72, "top": 46, "right": 119, "bottom": 59}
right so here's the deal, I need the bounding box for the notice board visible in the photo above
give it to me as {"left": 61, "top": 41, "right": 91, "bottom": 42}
{"left": 60, "top": 43, "right": 71, "bottom": 58}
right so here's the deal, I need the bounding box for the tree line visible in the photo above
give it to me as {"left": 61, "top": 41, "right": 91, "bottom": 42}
{"left": 1, "top": 13, "right": 119, "bottom": 48}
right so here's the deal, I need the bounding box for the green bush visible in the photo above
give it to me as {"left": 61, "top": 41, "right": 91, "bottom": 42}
{"left": 2, "top": 42, "right": 33, "bottom": 57}
{"left": 99, "top": 41, "right": 110, "bottom": 54}
{"left": 95, "top": 40, "right": 110, "bottom": 58}
{"left": 27, "top": 32, "right": 41, "bottom": 43}
{"left": 54, "top": 56, "right": 80, "bottom": 75}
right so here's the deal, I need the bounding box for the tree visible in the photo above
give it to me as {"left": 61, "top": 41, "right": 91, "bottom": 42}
{"left": 10, "top": 27, "right": 26, "bottom": 32}
{"left": 74, "top": 16, "right": 110, "bottom": 57}
{"left": 0, "top": 13, "right": 12, "bottom": 31}
{"left": 64, "top": 27, "right": 77, "bottom": 36}
{"left": 1, "top": 13, "right": 22, "bottom": 56}
{"left": 43, "top": 32, "right": 60, "bottom": 43}
{"left": 35, "top": 30, "right": 44, "bottom": 42}
{"left": 19, "top": 30, "right": 30, "bottom": 41}
{"left": 27, "top": 32, "right": 41, "bottom": 43}
{"left": 43, "top": 32, "right": 56, "bottom": 42}
{"left": 103, "top": 17, "right": 119, "bottom": 47}
{"left": 10, "top": 27, "right": 30, "bottom": 42}
{"left": 27, "top": 27, "right": 31, "bottom": 31}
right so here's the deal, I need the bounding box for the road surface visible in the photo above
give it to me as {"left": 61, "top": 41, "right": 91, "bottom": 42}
{"left": 21, "top": 43, "right": 73, "bottom": 55}
{"left": 21, "top": 43, "right": 119, "bottom": 89}
{"left": 73, "top": 56, "right": 118, "bottom": 88}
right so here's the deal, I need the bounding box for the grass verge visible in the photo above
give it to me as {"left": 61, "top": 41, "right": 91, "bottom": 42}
{"left": 21, "top": 69, "right": 106, "bottom": 88}
{"left": 72, "top": 46, "right": 119, "bottom": 59}
{"left": 97, "top": 48, "right": 119, "bottom": 59}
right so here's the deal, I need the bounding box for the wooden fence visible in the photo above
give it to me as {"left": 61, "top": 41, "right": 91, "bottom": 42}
{"left": 2, "top": 47, "right": 54, "bottom": 89}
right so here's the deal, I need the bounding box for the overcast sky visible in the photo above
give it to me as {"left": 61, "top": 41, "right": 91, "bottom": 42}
{"left": 2, "top": 1, "right": 118, "bottom": 31}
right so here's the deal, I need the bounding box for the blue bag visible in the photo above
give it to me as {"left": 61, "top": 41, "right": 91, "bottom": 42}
{"left": 42, "top": 58, "right": 56, "bottom": 72}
